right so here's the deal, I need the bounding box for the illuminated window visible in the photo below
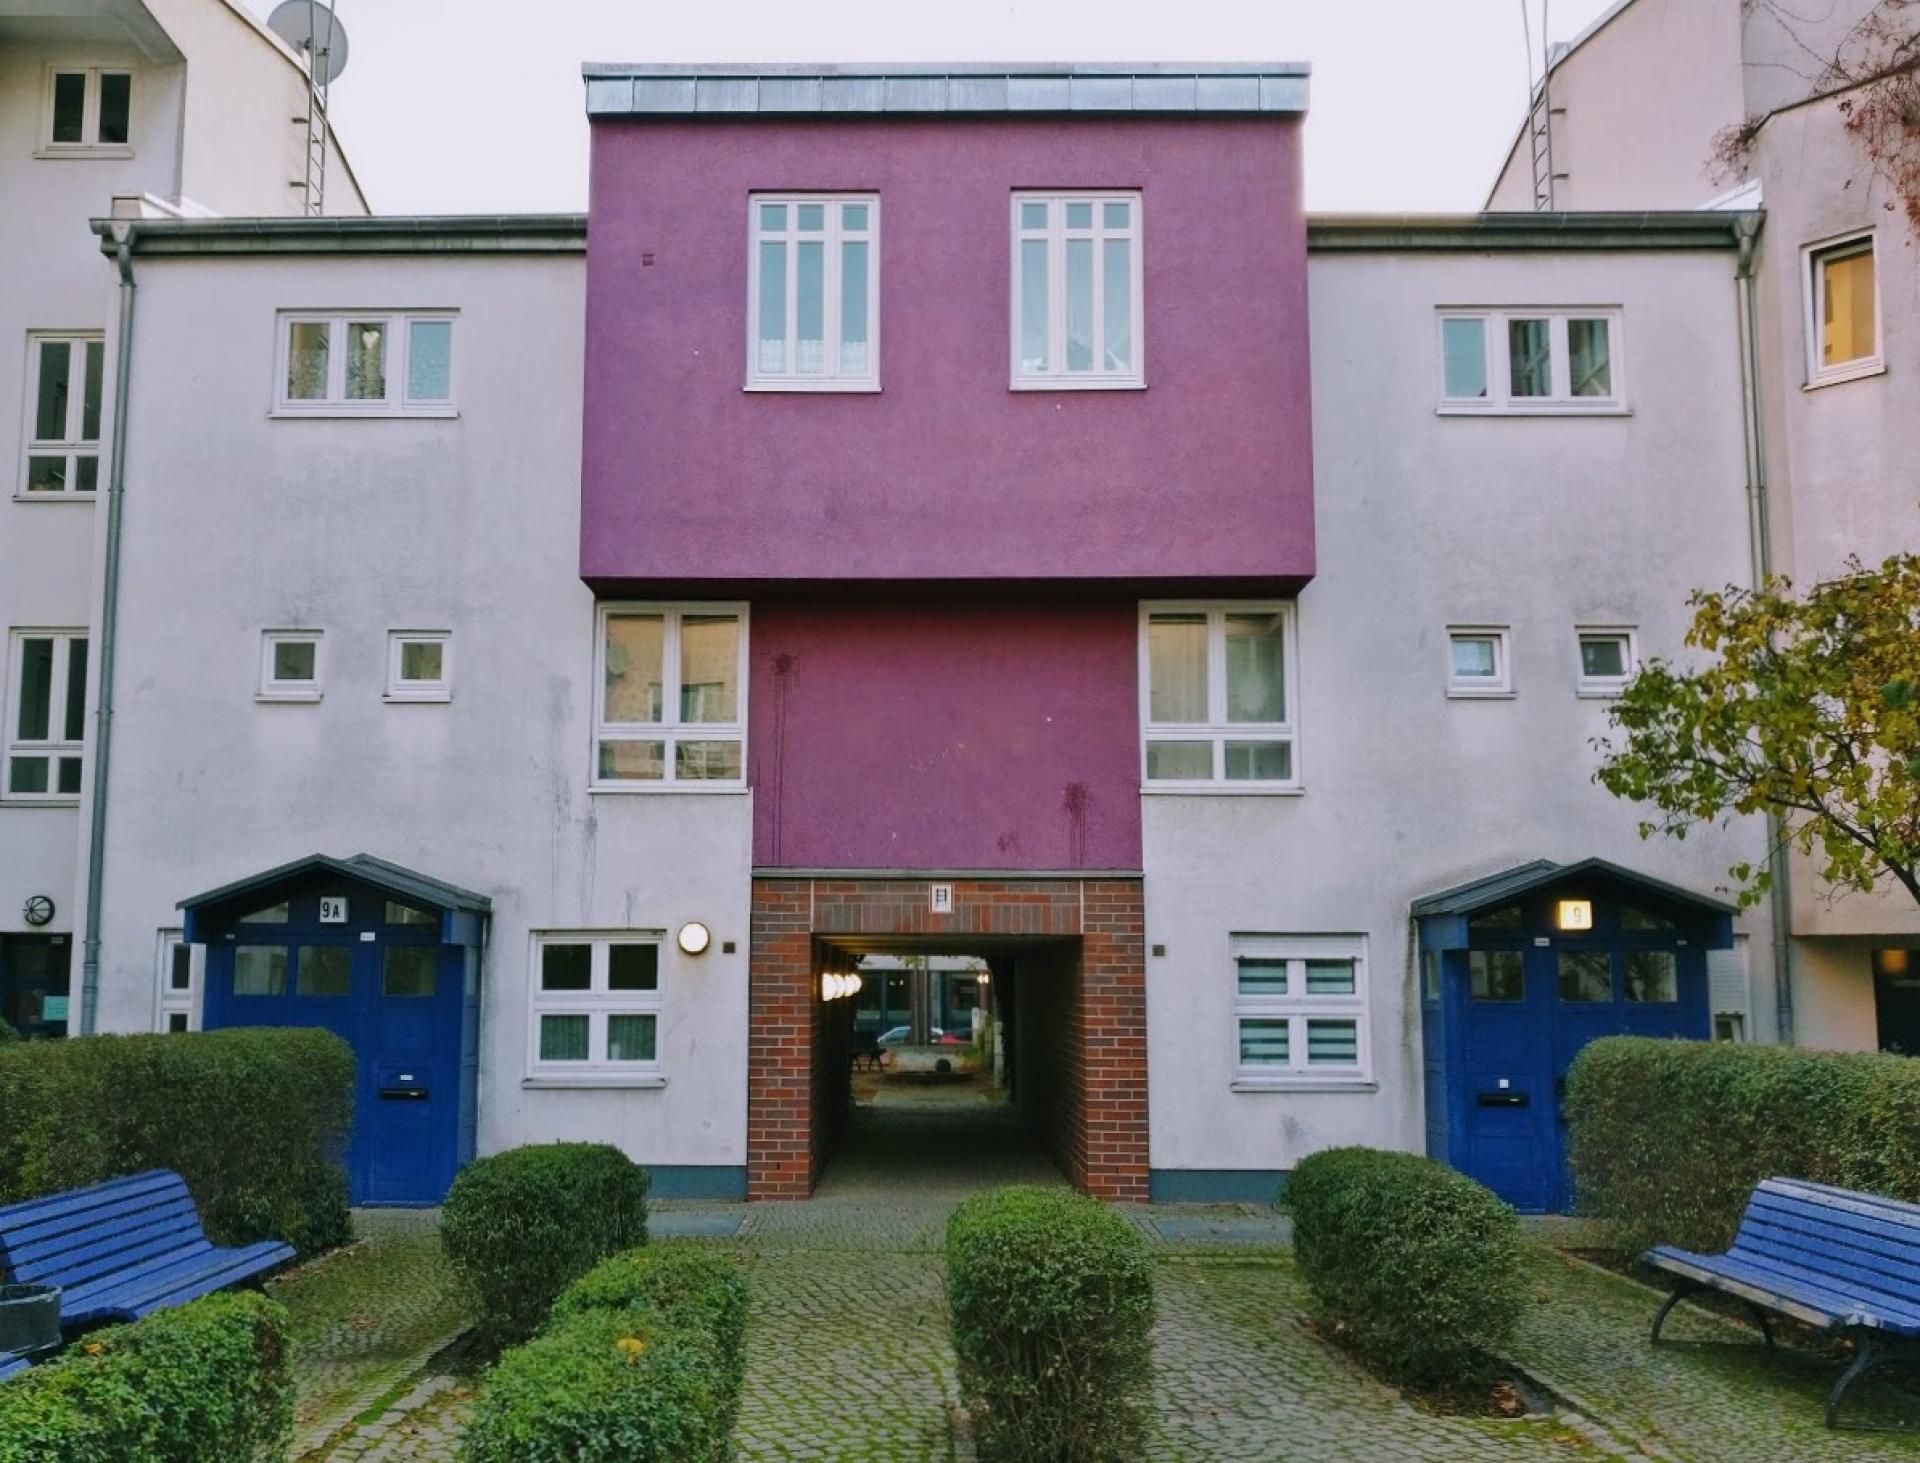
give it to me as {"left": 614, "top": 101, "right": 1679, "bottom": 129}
{"left": 1808, "top": 234, "right": 1879, "bottom": 383}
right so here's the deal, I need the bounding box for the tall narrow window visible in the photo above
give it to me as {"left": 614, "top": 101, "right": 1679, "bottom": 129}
{"left": 22, "top": 335, "right": 104, "bottom": 495}
{"left": 155, "top": 930, "right": 200, "bottom": 1033}
{"left": 1807, "top": 234, "right": 1880, "bottom": 384}
{"left": 1231, "top": 935, "right": 1370, "bottom": 1086}
{"left": 275, "top": 313, "right": 457, "bottom": 415}
{"left": 747, "top": 196, "right": 878, "bottom": 389}
{"left": 42, "top": 68, "right": 133, "bottom": 151}
{"left": 5, "top": 630, "right": 87, "bottom": 800}
{"left": 594, "top": 605, "right": 746, "bottom": 789}
{"left": 1141, "top": 605, "right": 1296, "bottom": 788}
{"left": 1011, "top": 193, "right": 1143, "bottom": 388}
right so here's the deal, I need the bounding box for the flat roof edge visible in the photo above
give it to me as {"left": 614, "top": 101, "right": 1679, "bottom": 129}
{"left": 93, "top": 214, "right": 588, "bottom": 257}
{"left": 1308, "top": 210, "right": 1761, "bottom": 252}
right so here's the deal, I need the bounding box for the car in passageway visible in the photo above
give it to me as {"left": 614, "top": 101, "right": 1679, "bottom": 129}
{"left": 875, "top": 1025, "right": 966, "bottom": 1046}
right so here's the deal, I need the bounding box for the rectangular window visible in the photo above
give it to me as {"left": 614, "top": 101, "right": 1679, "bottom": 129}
{"left": 274, "top": 313, "right": 457, "bottom": 415}
{"left": 1470, "top": 950, "right": 1525, "bottom": 1002}
{"left": 1624, "top": 950, "right": 1677, "bottom": 1003}
{"left": 593, "top": 604, "right": 746, "bottom": 790}
{"left": 1557, "top": 950, "right": 1613, "bottom": 1003}
{"left": 386, "top": 631, "right": 451, "bottom": 702}
{"left": 21, "top": 334, "right": 104, "bottom": 496}
{"left": 1576, "top": 627, "right": 1637, "bottom": 697}
{"left": 259, "top": 630, "right": 323, "bottom": 702}
{"left": 155, "top": 929, "right": 200, "bottom": 1033}
{"left": 233, "top": 946, "right": 287, "bottom": 997}
{"left": 1436, "top": 308, "right": 1624, "bottom": 412}
{"left": 5, "top": 630, "right": 87, "bottom": 800}
{"left": 1231, "top": 935, "right": 1369, "bottom": 1086}
{"left": 42, "top": 68, "right": 133, "bottom": 152}
{"left": 1011, "top": 193, "right": 1143, "bottom": 389}
{"left": 747, "top": 196, "right": 878, "bottom": 390}
{"left": 1806, "top": 233, "right": 1880, "bottom": 385}
{"left": 1446, "top": 626, "right": 1512, "bottom": 698}
{"left": 528, "top": 934, "right": 665, "bottom": 1081}
{"left": 1141, "top": 604, "right": 1297, "bottom": 789}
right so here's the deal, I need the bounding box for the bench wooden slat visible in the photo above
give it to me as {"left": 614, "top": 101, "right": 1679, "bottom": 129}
{"left": 1731, "top": 1233, "right": 1920, "bottom": 1310}
{"left": 1747, "top": 1192, "right": 1920, "bottom": 1260}
{"left": 6, "top": 1213, "right": 208, "bottom": 1280}
{"left": 60, "top": 1240, "right": 295, "bottom": 1327}
{"left": 1653, "top": 1248, "right": 1920, "bottom": 1334}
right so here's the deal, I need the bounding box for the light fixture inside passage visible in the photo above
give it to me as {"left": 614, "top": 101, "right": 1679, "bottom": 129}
{"left": 1555, "top": 899, "right": 1594, "bottom": 932}
{"left": 677, "top": 921, "right": 712, "bottom": 955}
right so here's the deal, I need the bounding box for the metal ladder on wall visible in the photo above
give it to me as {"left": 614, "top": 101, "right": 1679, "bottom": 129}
{"left": 1520, "top": 0, "right": 1558, "bottom": 210}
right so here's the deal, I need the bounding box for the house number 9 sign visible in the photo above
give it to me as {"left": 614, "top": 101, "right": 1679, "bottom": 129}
{"left": 319, "top": 896, "right": 349, "bottom": 924}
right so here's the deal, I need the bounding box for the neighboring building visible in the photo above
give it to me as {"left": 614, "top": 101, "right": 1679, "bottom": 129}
{"left": 74, "top": 65, "right": 1777, "bottom": 1214}
{"left": 0, "top": 0, "right": 364, "bottom": 1039}
{"left": 1487, "top": 0, "right": 1920, "bottom": 1057}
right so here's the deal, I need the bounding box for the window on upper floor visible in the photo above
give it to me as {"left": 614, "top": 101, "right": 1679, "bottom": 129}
{"left": 1231, "top": 934, "right": 1370, "bottom": 1088}
{"left": 1437, "top": 308, "right": 1624, "bottom": 413}
{"left": 276, "top": 313, "right": 456, "bottom": 416}
{"left": 21, "top": 334, "right": 104, "bottom": 496}
{"left": 1140, "top": 604, "right": 1296, "bottom": 790}
{"left": 528, "top": 934, "right": 664, "bottom": 1082}
{"left": 1806, "top": 232, "right": 1881, "bottom": 387}
{"left": 1012, "top": 192, "right": 1143, "bottom": 390}
{"left": 386, "top": 631, "right": 452, "bottom": 703}
{"left": 748, "top": 196, "right": 878, "bottom": 391}
{"left": 1575, "top": 626, "right": 1637, "bottom": 697}
{"left": 594, "top": 605, "right": 746, "bottom": 790}
{"left": 259, "top": 630, "right": 323, "bottom": 702}
{"left": 5, "top": 630, "right": 87, "bottom": 801}
{"left": 1447, "top": 626, "right": 1512, "bottom": 698}
{"left": 42, "top": 67, "right": 132, "bottom": 154}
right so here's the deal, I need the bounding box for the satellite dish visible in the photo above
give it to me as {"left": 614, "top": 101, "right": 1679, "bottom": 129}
{"left": 267, "top": 0, "right": 350, "bottom": 88}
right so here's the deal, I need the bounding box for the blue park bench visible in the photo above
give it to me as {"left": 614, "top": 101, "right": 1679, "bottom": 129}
{"left": 0, "top": 1169, "right": 294, "bottom": 1376}
{"left": 1645, "top": 1176, "right": 1920, "bottom": 1427}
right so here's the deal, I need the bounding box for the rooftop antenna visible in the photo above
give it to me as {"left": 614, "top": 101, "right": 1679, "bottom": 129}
{"left": 1518, "top": 0, "right": 1556, "bottom": 210}
{"left": 268, "top": 0, "right": 350, "bottom": 216}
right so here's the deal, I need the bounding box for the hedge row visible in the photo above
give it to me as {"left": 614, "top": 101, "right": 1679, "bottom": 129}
{"left": 462, "top": 1245, "right": 749, "bottom": 1463}
{"left": 945, "top": 1185, "right": 1156, "bottom": 1462}
{"left": 441, "top": 1143, "right": 652, "bottom": 1348}
{"left": 1286, "top": 1147, "right": 1525, "bottom": 1387}
{"left": 0, "top": 1029, "right": 354, "bottom": 1255}
{"left": 0, "top": 1291, "right": 292, "bottom": 1463}
{"left": 1566, "top": 1035, "right": 1920, "bottom": 1255}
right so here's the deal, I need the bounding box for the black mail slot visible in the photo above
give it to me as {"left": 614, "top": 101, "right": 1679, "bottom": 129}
{"left": 1476, "top": 1091, "right": 1529, "bottom": 1107}
{"left": 379, "top": 1087, "right": 429, "bottom": 1102}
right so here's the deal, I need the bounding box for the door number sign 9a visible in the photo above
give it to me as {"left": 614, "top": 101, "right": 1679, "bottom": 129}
{"left": 319, "top": 895, "right": 349, "bottom": 924}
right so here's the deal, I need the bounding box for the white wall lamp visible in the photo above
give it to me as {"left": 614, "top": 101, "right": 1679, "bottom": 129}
{"left": 677, "top": 921, "right": 712, "bottom": 956}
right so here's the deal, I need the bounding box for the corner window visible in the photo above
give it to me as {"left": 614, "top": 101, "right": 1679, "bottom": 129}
{"left": 594, "top": 605, "right": 746, "bottom": 789}
{"left": 1576, "top": 627, "right": 1637, "bottom": 697}
{"left": 259, "top": 631, "right": 323, "bottom": 702}
{"left": 748, "top": 196, "right": 878, "bottom": 390}
{"left": 528, "top": 934, "right": 664, "bottom": 1081}
{"left": 1447, "top": 627, "right": 1512, "bottom": 698}
{"left": 42, "top": 68, "right": 132, "bottom": 153}
{"left": 1231, "top": 935, "right": 1369, "bottom": 1086}
{"left": 1436, "top": 308, "right": 1623, "bottom": 412}
{"left": 275, "top": 313, "right": 456, "bottom": 416}
{"left": 5, "top": 631, "right": 87, "bottom": 800}
{"left": 21, "top": 335, "right": 104, "bottom": 496}
{"left": 385, "top": 631, "right": 451, "bottom": 702}
{"left": 1011, "top": 192, "right": 1143, "bottom": 389}
{"left": 1806, "top": 234, "right": 1880, "bottom": 385}
{"left": 1141, "top": 604, "right": 1297, "bottom": 789}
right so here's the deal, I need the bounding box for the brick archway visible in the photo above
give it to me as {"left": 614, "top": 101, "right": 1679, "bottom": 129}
{"left": 748, "top": 876, "right": 1147, "bottom": 1201}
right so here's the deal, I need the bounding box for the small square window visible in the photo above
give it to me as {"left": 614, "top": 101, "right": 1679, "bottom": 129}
{"left": 233, "top": 946, "right": 287, "bottom": 997}
{"left": 1230, "top": 935, "right": 1369, "bottom": 1086}
{"left": 41, "top": 68, "right": 134, "bottom": 152}
{"left": 382, "top": 947, "right": 438, "bottom": 998}
{"left": 1576, "top": 628, "right": 1637, "bottom": 696}
{"left": 297, "top": 946, "right": 352, "bottom": 997}
{"left": 528, "top": 933, "right": 667, "bottom": 1082}
{"left": 260, "top": 631, "right": 323, "bottom": 701}
{"left": 541, "top": 943, "right": 592, "bottom": 991}
{"left": 1447, "top": 628, "right": 1511, "bottom": 698}
{"left": 1557, "top": 951, "right": 1613, "bottom": 1003}
{"left": 1806, "top": 234, "right": 1881, "bottom": 385}
{"left": 1624, "top": 950, "right": 1677, "bottom": 1004}
{"left": 386, "top": 631, "right": 451, "bottom": 702}
{"left": 1470, "top": 950, "right": 1525, "bottom": 1002}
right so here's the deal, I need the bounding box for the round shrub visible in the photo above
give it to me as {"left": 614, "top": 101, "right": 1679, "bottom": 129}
{"left": 945, "top": 1185, "right": 1155, "bottom": 1462}
{"left": 1285, "top": 1146, "right": 1525, "bottom": 1388}
{"left": 552, "top": 1245, "right": 748, "bottom": 1361}
{"left": 460, "top": 1307, "right": 730, "bottom": 1463}
{"left": 441, "top": 1143, "right": 650, "bottom": 1347}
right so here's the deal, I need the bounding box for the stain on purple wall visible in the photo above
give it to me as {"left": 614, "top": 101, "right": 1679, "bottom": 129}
{"left": 749, "top": 596, "right": 1140, "bottom": 870}
{"left": 582, "top": 115, "right": 1314, "bottom": 589}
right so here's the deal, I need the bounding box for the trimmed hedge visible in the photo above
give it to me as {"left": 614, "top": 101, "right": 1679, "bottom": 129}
{"left": 1286, "top": 1147, "right": 1525, "bottom": 1387}
{"left": 0, "top": 1018, "right": 17, "bottom": 1043}
{"left": 945, "top": 1185, "right": 1155, "bottom": 1462}
{"left": 1566, "top": 1036, "right": 1920, "bottom": 1256}
{"left": 0, "top": 1291, "right": 292, "bottom": 1463}
{"left": 0, "top": 1028, "right": 353, "bottom": 1255}
{"left": 441, "top": 1143, "right": 651, "bottom": 1347}
{"left": 462, "top": 1247, "right": 749, "bottom": 1463}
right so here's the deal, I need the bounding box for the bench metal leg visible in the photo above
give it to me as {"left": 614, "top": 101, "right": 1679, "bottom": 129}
{"left": 1650, "top": 1283, "right": 1697, "bottom": 1344}
{"left": 1827, "top": 1335, "right": 1887, "bottom": 1429}
{"left": 1742, "top": 1301, "right": 1776, "bottom": 1348}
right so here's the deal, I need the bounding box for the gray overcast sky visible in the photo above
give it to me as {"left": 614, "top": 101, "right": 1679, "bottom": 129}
{"left": 267, "top": 0, "right": 1619, "bottom": 216}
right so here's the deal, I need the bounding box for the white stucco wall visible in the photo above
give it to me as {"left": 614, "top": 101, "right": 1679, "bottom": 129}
{"left": 86, "top": 247, "right": 750, "bottom": 1175}
{"left": 1143, "top": 243, "right": 1775, "bottom": 1179}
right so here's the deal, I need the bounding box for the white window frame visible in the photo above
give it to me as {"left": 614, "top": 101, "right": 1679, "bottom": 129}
{"left": 1435, "top": 307, "right": 1626, "bottom": 414}
{"left": 385, "top": 630, "right": 452, "bottom": 703}
{"left": 1010, "top": 191, "right": 1145, "bottom": 391}
{"left": 155, "top": 929, "right": 202, "bottom": 1034}
{"left": 37, "top": 65, "right": 133, "bottom": 156}
{"left": 592, "top": 603, "right": 748, "bottom": 793}
{"left": 745, "top": 194, "right": 880, "bottom": 392}
{"left": 272, "top": 311, "right": 458, "bottom": 417}
{"left": 1447, "top": 625, "right": 1513, "bottom": 698}
{"left": 1575, "top": 625, "right": 1638, "bottom": 698}
{"left": 19, "top": 333, "right": 105, "bottom": 499}
{"left": 1230, "top": 934, "right": 1371, "bottom": 1089}
{"left": 4, "top": 629, "right": 87, "bottom": 804}
{"left": 1803, "top": 230, "right": 1884, "bottom": 388}
{"left": 1139, "top": 601, "right": 1299, "bottom": 793}
{"left": 526, "top": 932, "right": 666, "bottom": 1087}
{"left": 259, "top": 630, "right": 324, "bottom": 702}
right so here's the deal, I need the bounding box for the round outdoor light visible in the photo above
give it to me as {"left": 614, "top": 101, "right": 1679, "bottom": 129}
{"left": 677, "top": 921, "right": 712, "bottom": 956}
{"left": 845, "top": 972, "right": 863, "bottom": 997}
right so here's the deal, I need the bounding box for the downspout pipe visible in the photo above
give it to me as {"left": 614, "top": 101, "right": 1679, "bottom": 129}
{"left": 1733, "top": 211, "right": 1795, "bottom": 1045}
{"left": 80, "top": 226, "right": 137, "bottom": 1035}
